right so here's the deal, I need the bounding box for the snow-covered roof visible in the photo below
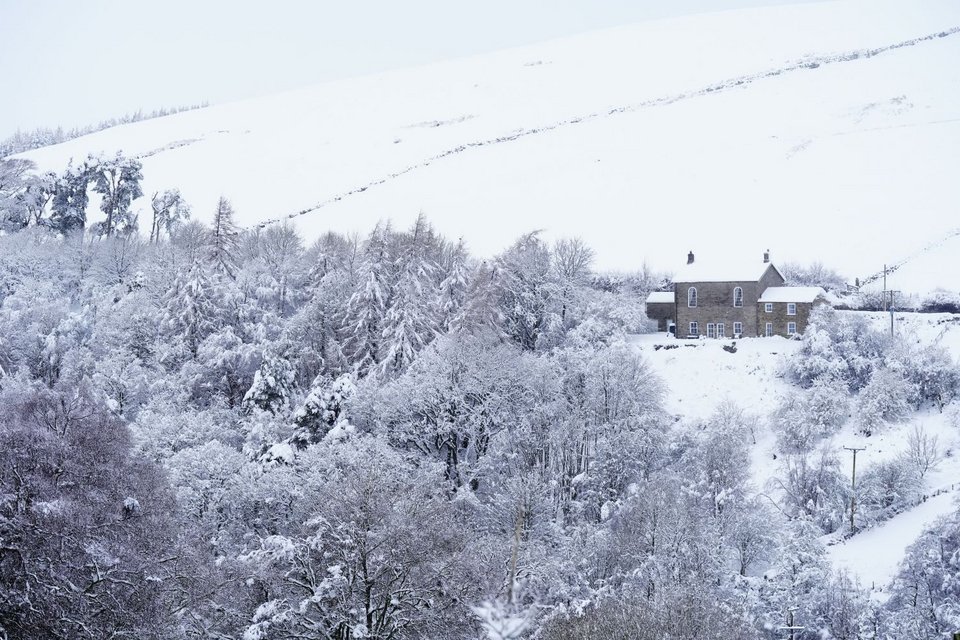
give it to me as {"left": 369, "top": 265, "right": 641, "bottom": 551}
{"left": 674, "top": 260, "right": 783, "bottom": 283}
{"left": 646, "top": 291, "right": 675, "bottom": 304}
{"left": 758, "top": 286, "right": 827, "bottom": 303}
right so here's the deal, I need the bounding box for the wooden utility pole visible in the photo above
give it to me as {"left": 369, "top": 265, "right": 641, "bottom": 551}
{"left": 887, "top": 290, "right": 900, "bottom": 337}
{"left": 778, "top": 607, "right": 804, "bottom": 640}
{"left": 844, "top": 447, "right": 866, "bottom": 533}
{"left": 506, "top": 505, "right": 524, "bottom": 605}
{"left": 882, "top": 265, "right": 888, "bottom": 311}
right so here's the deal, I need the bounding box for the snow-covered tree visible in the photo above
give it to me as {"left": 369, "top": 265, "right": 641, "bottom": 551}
{"left": 343, "top": 223, "right": 392, "bottom": 373}
{"left": 0, "top": 158, "right": 36, "bottom": 232}
{"left": 856, "top": 367, "right": 914, "bottom": 434}
{"left": 380, "top": 216, "right": 440, "bottom": 375}
{"left": 496, "top": 231, "right": 556, "bottom": 351}
{"left": 208, "top": 196, "right": 241, "bottom": 278}
{"left": 90, "top": 152, "right": 143, "bottom": 237}
{"left": 49, "top": 159, "right": 93, "bottom": 234}
{"left": 149, "top": 188, "right": 191, "bottom": 242}
{"left": 242, "top": 347, "right": 296, "bottom": 415}
{"left": 290, "top": 372, "right": 355, "bottom": 447}
{"left": 161, "top": 263, "right": 218, "bottom": 357}
{"left": 438, "top": 238, "right": 470, "bottom": 332}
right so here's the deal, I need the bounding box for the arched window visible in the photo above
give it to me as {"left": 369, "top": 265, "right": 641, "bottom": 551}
{"left": 733, "top": 287, "right": 743, "bottom": 307}
{"left": 687, "top": 287, "right": 697, "bottom": 308}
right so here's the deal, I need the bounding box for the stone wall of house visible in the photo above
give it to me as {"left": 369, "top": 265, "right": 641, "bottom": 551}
{"left": 758, "top": 299, "right": 826, "bottom": 337}
{"left": 645, "top": 302, "right": 675, "bottom": 331}
{"left": 673, "top": 265, "right": 786, "bottom": 338}
{"left": 675, "top": 281, "right": 758, "bottom": 337}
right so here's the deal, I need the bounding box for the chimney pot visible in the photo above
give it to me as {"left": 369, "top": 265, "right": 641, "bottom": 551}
{"left": 763, "top": 249, "right": 770, "bottom": 264}
{"left": 687, "top": 251, "right": 695, "bottom": 265}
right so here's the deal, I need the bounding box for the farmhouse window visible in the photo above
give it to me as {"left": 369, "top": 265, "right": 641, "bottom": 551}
{"left": 765, "top": 303, "right": 773, "bottom": 312}
{"left": 733, "top": 287, "right": 743, "bottom": 307}
{"left": 788, "top": 322, "right": 797, "bottom": 335}
{"left": 787, "top": 303, "right": 797, "bottom": 315}
{"left": 688, "top": 287, "right": 698, "bottom": 308}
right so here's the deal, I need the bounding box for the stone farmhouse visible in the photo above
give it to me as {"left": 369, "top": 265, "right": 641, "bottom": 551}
{"left": 645, "top": 251, "right": 830, "bottom": 338}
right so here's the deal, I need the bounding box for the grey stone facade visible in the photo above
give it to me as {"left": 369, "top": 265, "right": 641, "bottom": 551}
{"left": 674, "top": 264, "right": 784, "bottom": 338}
{"left": 656, "top": 255, "right": 829, "bottom": 338}
{"left": 757, "top": 300, "right": 818, "bottom": 337}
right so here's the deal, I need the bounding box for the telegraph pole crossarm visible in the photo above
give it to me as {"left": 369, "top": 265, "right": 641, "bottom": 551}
{"left": 777, "top": 607, "right": 805, "bottom": 640}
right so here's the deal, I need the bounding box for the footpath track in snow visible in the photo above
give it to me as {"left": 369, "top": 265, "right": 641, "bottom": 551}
{"left": 251, "top": 25, "right": 960, "bottom": 231}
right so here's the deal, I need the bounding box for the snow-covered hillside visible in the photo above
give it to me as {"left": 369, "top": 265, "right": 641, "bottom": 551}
{"left": 633, "top": 311, "right": 960, "bottom": 599}
{"left": 14, "top": 0, "right": 960, "bottom": 292}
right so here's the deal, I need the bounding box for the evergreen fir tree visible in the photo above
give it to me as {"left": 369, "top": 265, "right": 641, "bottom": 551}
{"left": 162, "top": 263, "right": 217, "bottom": 357}
{"left": 242, "top": 347, "right": 296, "bottom": 415}
{"left": 438, "top": 238, "right": 470, "bottom": 332}
{"left": 380, "top": 215, "right": 440, "bottom": 375}
{"left": 343, "top": 223, "right": 391, "bottom": 374}
{"left": 208, "top": 196, "right": 241, "bottom": 278}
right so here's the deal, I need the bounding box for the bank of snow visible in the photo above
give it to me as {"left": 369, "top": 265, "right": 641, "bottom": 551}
{"left": 15, "top": 0, "right": 960, "bottom": 292}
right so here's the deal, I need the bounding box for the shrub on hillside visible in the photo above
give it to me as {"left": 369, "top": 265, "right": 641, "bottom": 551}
{"left": 858, "top": 457, "right": 921, "bottom": 525}
{"left": 785, "top": 307, "right": 888, "bottom": 391}
{"left": 919, "top": 289, "right": 960, "bottom": 314}
{"left": 888, "top": 341, "right": 960, "bottom": 411}
{"left": 855, "top": 368, "right": 915, "bottom": 435}
{"left": 773, "top": 446, "right": 849, "bottom": 533}
{"left": 771, "top": 381, "right": 849, "bottom": 454}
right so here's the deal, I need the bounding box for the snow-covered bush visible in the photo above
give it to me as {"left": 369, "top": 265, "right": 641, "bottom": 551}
{"left": 947, "top": 400, "right": 960, "bottom": 430}
{"left": 779, "top": 261, "right": 847, "bottom": 293}
{"left": 772, "top": 446, "right": 849, "bottom": 533}
{"left": 903, "top": 423, "right": 943, "bottom": 480}
{"left": 919, "top": 289, "right": 960, "bottom": 313}
{"left": 771, "top": 380, "right": 849, "bottom": 454}
{"left": 785, "top": 306, "right": 888, "bottom": 391}
{"left": 858, "top": 457, "right": 921, "bottom": 525}
{"left": 889, "top": 340, "right": 960, "bottom": 410}
{"left": 883, "top": 511, "right": 960, "bottom": 638}
{"left": 855, "top": 367, "right": 915, "bottom": 435}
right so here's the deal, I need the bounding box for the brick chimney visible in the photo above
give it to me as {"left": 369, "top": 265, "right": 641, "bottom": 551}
{"left": 687, "top": 251, "right": 695, "bottom": 265}
{"left": 763, "top": 249, "right": 770, "bottom": 263}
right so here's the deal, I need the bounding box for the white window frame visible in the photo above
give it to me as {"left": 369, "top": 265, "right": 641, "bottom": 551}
{"left": 707, "top": 323, "right": 716, "bottom": 338}
{"left": 787, "top": 322, "right": 797, "bottom": 335}
{"left": 733, "top": 287, "right": 743, "bottom": 308}
{"left": 787, "top": 303, "right": 797, "bottom": 316}
{"left": 689, "top": 321, "right": 699, "bottom": 336}
{"left": 717, "top": 323, "right": 725, "bottom": 338}
{"left": 765, "top": 322, "right": 774, "bottom": 337}
{"left": 764, "top": 303, "right": 773, "bottom": 313}
{"left": 733, "top": 321, "right": 742, "bottom": 336}
{"left": 688, "top": 287, "right": 698, "bottom": 308}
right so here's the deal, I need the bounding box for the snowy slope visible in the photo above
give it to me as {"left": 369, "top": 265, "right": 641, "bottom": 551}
{"left": 16, "top": 0, "right": 960, "bottom": 292}
{"left": 633, "top": 311, "right": 960, "bottom": 593}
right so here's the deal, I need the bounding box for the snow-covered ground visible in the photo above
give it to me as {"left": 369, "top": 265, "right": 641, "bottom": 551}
{"left": 14, "top": 0, "right": 960, "bottom": 293}
{"left": 632, "top": 311, "right": 960, "bottom": 595}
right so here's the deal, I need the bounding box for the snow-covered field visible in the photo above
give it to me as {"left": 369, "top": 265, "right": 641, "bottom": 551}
{"left": 633, "top": 311, "right": 960, "bottom": 596}
{"left": 14, "top": 0, "right": 960, "bottom": 292}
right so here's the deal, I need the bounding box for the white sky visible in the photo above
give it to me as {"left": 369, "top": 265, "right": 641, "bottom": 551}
{"left": 1, "top": 0, "right": 819, "bottom": 138}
